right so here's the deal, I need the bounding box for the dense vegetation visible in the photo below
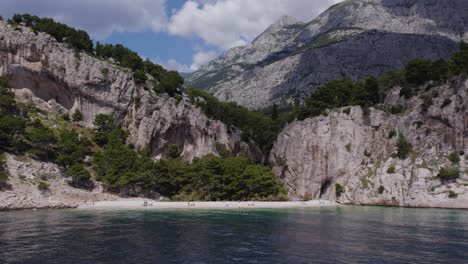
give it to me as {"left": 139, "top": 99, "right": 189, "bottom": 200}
{"left": 0, "top": 153, "right": 7, "bottom": 183}
{"left": 186, "top": 89, "right": 287, "bottom": 152}
{"left": 0, "top": 77, "right": 286, "bottom": 200}
{"left": 95, "top": 43, "right": 184, "bottom": 93}
{"left": 8, "top": 14, "right": 184, "bottom": 93}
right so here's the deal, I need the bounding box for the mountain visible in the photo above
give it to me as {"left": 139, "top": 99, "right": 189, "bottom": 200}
{"left": 186, "top": 0, "right": 468, "bottom": 109}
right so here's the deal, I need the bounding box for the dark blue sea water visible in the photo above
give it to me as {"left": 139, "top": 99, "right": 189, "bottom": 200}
{"left": 0, "top": 206, "right": 467, "bottom": 264}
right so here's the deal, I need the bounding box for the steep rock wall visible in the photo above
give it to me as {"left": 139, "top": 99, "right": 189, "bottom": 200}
{"left": 0, "top": 22, "right": 261, "bottom": 161}
{"left": 270, "top": 79, "right": 468, "bottom": 208}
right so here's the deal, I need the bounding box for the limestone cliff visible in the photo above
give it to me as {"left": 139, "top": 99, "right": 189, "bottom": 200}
{"left": 270, "top": 78, "right": 468, "bottom": 208}
{"left": 187, "top": 0, "right": 468, "bottom": 109}
{"left": 0, "top": 21, "right": 260, "bottom": 161}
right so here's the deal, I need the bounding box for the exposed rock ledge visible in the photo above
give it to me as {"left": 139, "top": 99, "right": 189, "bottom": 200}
{"left": 0, "top": 154, "right": 118, "bottom": 210}
{"left": 270, "top": 78, "right": 468, "bottom": 208}
{"left": 0, "top": 21, "right": 261, "bottom": 161}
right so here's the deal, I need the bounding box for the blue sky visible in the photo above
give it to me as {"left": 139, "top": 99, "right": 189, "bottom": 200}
{"left": 1, "top": 0, "right": 342, "bottom": 72}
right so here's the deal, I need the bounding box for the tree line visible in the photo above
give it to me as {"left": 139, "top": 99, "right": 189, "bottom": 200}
{"left": 0, "top": 77, "right": 286, "bottom": 200}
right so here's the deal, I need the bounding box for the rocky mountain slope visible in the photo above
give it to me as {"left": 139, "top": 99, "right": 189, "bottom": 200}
{"left": 187, "top": 0, "right": 468, "bottom": 109}
{"left": 0, "top": 21, "right": 260, "bottom": 161}
{"left": 270, "top": 78, "right": 468, "bottom": 208}
{"left": 0, "top": 154, "right": 118, "bottom": 210}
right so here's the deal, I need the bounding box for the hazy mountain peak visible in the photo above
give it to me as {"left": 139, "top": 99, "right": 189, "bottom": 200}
{"left": 269, "top": 15, "right": 303, "bottom": 30}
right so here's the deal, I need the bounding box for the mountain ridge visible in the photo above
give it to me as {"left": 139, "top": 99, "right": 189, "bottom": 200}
{"left": 187, "top": 0, "right": 468, "bottom": 109}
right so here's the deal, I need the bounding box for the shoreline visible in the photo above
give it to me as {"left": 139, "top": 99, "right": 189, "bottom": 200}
{"left": 78, "top": 199, "right": 337, "bottom": 210}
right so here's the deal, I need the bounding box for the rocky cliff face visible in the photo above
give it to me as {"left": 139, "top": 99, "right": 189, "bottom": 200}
{"left": 0, "top": 21, "right": 260, "bottom": 161}
{"left": 187, "top": 0, "right": 468, "bottom": 109}
{"left": 270, "top": 78, "right": 468, "bottom": 208}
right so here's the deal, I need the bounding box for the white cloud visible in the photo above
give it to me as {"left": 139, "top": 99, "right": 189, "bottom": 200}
{"left": 190, "top": 50, "right": 218, "bottom": 71}
{"left": 168, "top": 0, "right": 343, "bottom": 49}
{"left": 157, "top": 50, "right": 219, "bottom": 73}
{"left": 0, "top": 0, "right": 167, "bottom": 39}
{"left": 163, "top": 59, "right": 192, "bottom": 73}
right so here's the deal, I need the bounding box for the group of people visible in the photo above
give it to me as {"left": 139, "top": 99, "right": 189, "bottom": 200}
{"left": 142, "top": 200, "right": 154, "bottom": 207}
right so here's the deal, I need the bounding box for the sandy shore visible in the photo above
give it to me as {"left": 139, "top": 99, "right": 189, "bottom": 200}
{"left": 78, "top": 199, "right": 337, "bottom": 210}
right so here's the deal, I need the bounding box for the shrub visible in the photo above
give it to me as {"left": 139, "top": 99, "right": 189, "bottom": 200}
{"left": 215, "top": 143, "right": 230, "bottom": 158}
{"left": 335, "top": 183, "right": 344, "bottom": 197}
{"left": 405, "top": 59, "right": 432, "bottom": 86}
{"left": 100, "top": 68, "right": 109, "bottom": 75}
{"left": 448, "top": 190, "right": 458, "bottom": 199}
{"left": 345, "top": 143, "right": 352, "bottom": 153}
{"left": 61, "top": 113, "right": 70, "bottom": 121}
{"left": 438, "top": 168, "right": 460, "bottom": 181}
{"left": 387, "top": 165, "right": 396, "bottom": 174}
{"left": 37, "top": 181, "right": 49, "bottom": 191}
{"left": 390, "top": 105, "right": 404, "bottom": 115}
{"left": 396, "top": 134, "right": 412, "bottom": 159}
{"left": 168, "top": 144, "right": 180, "bottom": 159}
{"left": 448, "top": 152, "right": 460, "bottom": 164}
{"left": 450, "top": 42, "right": 468, "bottom": 75}
{"left": 133, "top": 70, "right": 147, "bottom": 85}
{"left": 134, "top": 97, "right": 141, "bottom": 109}
{"left": 0, "top": 153, "right": 8, "bottom": 182}
{"left": 72, "top": 110, "right": 83, "bottom": 122}
{"left": 66, "top": 164, "right": 92, "bottom": 188}
{"left": 378, "top": 185, "right": 385, "bottom": 194}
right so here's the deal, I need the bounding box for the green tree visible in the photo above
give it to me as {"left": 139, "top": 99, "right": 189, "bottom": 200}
{"left": 168, "top": 144, "right": 180, "bottom": 159}
{"left": 27, "top": 120, "right": 56, "bottom": 161}
{"left": 0, "top": 79, "right": 26, "bottom": 152}
{"left": 72, "top": 109, "right": 83, "bottom": 122}
{"left": 448, "top": 152, "right": 460, "bottom": 164}
{"left": 396, "top": 134, "right": 412, "bottom": 159}
{"left": 450, "top": 42, "right": 468, "bottom": 75}
{"left": 56, "top": 129, "right": 90, "bottom": 167}
{"left": 66, "top": 164, "right": 92, "bottom": 188}
{"left": 92, "top": 114, "right": 121, "bottom": 146}
{"left": 0, "top": 153, "right": 8, "bottom": 183}
{"left": 133, "top": 70, "right": 147, "bottom": 85}
{"left": 271, "top": 104, "right": 279, "bottom": 120}
{"left": 405, "top": 59, "right": 432, "bottom": 86}
{"left": 430, "top": 59, "right": 449, "bottom": 82}
{"left": 364, "top": 76, "right": 380, "bottom": 104}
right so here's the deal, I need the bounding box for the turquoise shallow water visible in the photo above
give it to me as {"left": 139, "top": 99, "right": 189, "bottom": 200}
{"left": 0, "top": 206, "right": 467, "bottom": 264}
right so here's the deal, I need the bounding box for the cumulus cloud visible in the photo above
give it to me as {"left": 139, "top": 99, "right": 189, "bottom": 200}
{"left": 162, "top": 59, "right": 192, "bottom": 73}
{"left": 190, "top": 50, "right": 218, "bottom": 71}
{"left": 158, "top": 50, "right": 219, "bottom": 73}
{"left": 0, "top": 0, "right": 167, "bottom": 39}
{"left": 168, "top": 0, "right": 343, "bottom": 49}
